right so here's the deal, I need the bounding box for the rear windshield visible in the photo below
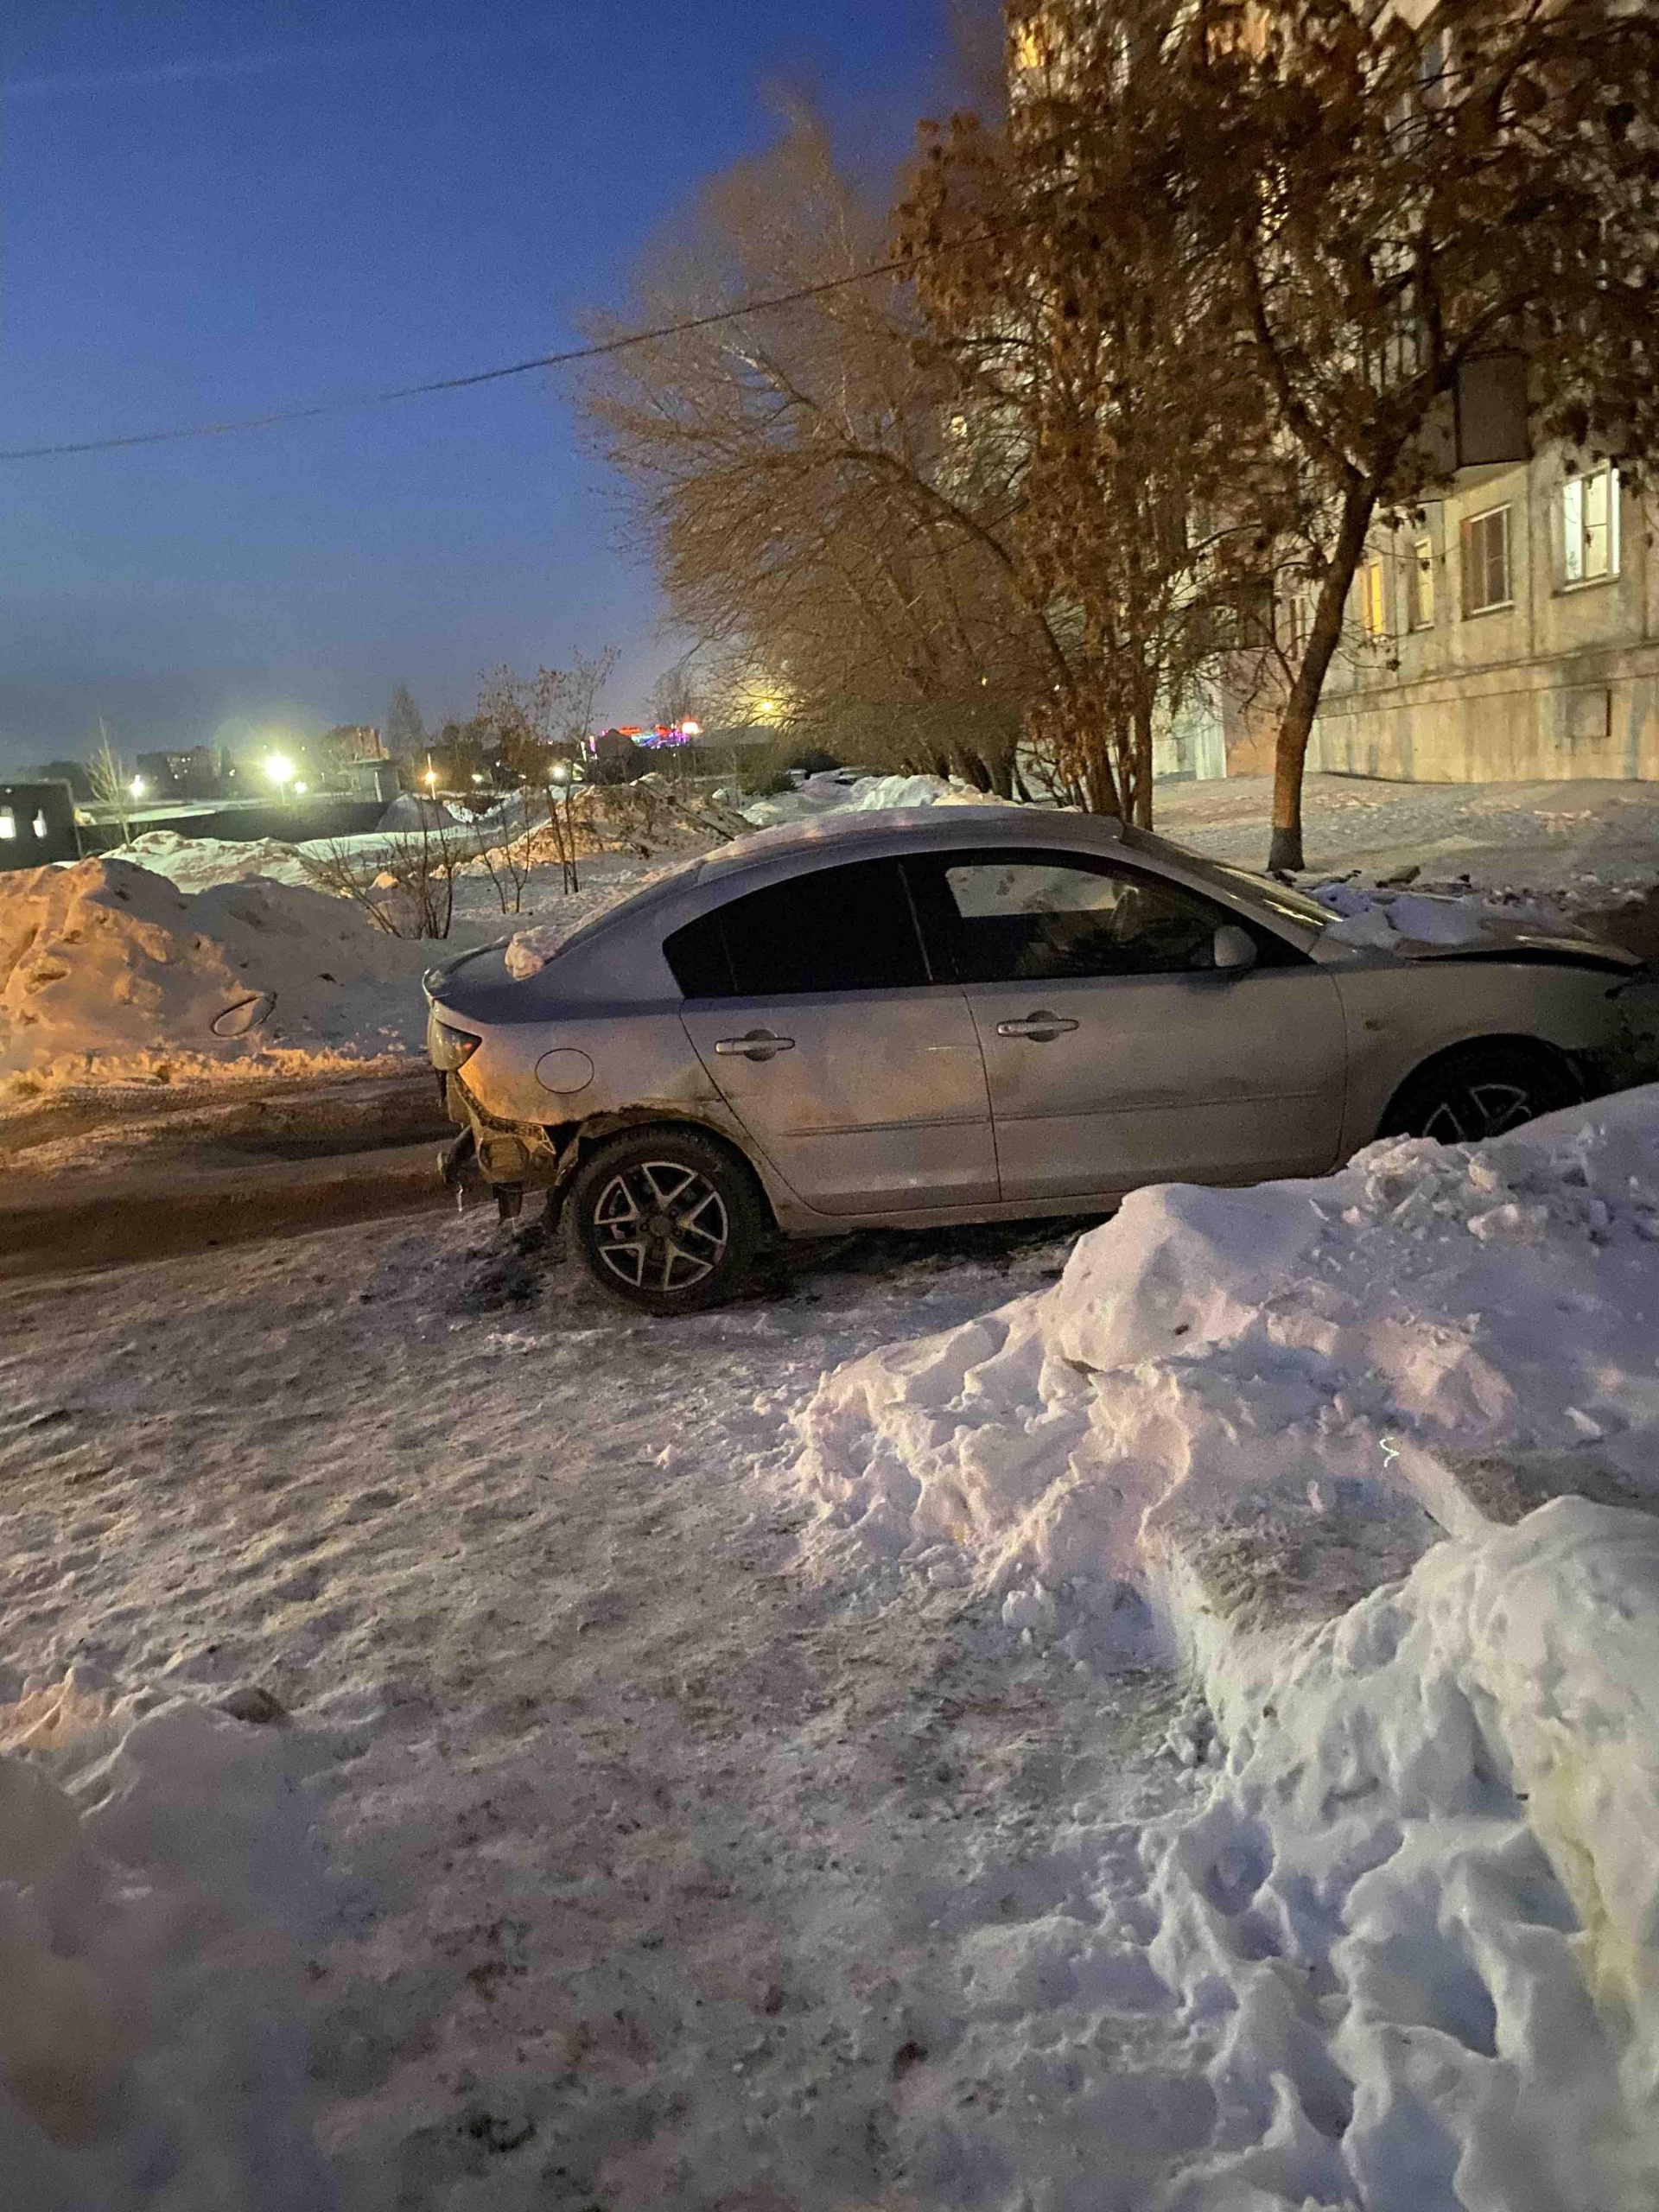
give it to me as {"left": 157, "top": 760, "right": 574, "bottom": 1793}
{"left": 1118, "top": 828, "right": 1332, "bottom": 931}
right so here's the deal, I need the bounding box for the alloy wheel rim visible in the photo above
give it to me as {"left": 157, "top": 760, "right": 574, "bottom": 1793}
{"left": 1421, "top": 1079, "right": 1535, "bottom": 1146}
{"left": 591, "top": 1162, "right": 730, "bottom": 1294}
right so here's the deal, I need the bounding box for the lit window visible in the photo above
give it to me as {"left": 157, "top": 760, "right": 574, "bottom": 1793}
{"left": 1357, "top": 559, "right": 1389, "bottom": 638}
{"left": 32, "top": 811, "right": 48, "bottom": 838}
{"left": 0, "top": 808, "right": 16, "bottom": 841}
{"left": 1563, "top": 465, "right": 1618, "bottom": 584}
{"left": 1407, "top": 537, "right": 1435, "bottom": 630}
{"left": 1461, "top": 506, "right": 1512, "bottom": 614}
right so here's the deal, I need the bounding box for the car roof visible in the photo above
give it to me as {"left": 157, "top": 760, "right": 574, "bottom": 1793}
{"left": 696, "top": 803, "right": 1123, "bottom": 884}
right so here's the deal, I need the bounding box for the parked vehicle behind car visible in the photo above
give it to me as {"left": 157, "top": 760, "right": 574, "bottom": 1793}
{"left": 426, "top": 807, "right": 1649, "bottom": 1313}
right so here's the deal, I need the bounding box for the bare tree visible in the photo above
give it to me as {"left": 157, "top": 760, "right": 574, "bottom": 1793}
{"left": 579, "top": 105, "right": 1065, "bottom": 806}
{"left": 476, "top": 653, "right": 616, "bottom": 896}
{"left": 302, "top": 818, "right": 465, "bottom": 938}
{"left": 88, "top": 721, "right": 136, "bottom": 842}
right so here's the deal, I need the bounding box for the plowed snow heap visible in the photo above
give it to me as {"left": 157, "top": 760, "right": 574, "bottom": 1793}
{"left": 0, "top": 858, "right": 433, "bottom": 1087}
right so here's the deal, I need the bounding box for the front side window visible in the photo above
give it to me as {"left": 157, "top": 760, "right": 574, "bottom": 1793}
{"left": 0, "top": 808, "right": 15, "bottom": 842}
{"left": 1461, "top": 506, "right": 1512, "bottom": 613}
{"left": 923, "top": 854, "right": 1232, "bottom": 984}
{"left": 1563, "top": 466, "right": 1619, "bottom": 584}
{"left": 664, "top": 857, "right": 927, "bottom": 998}
{"left": 1407, "top": 537, "right": 1436, "bottom": 629}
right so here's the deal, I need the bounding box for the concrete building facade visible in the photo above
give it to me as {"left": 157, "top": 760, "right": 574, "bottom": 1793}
{"left": 1310, "top": 451, "right": 1659, "bottom": 783}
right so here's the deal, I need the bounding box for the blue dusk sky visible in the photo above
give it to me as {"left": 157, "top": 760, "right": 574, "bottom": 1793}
{"left": 0, "top": 1, "right": 971, "bottom": 767}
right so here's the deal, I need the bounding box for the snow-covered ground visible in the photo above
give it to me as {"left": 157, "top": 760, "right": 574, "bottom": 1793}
{"left": 5, "top": 1082, "right": 1659, "bottom": 2206}
{"left": 1157, "top": 772, "right": 1659, "bottom": 906}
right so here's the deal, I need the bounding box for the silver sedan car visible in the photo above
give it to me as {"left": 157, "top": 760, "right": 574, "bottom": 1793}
{"left": 425, "top": 807, "right": 1649, "bottom": 1313}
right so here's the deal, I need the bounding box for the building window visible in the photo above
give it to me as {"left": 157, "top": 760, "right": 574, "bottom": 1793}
{"left": 1563, "top": 465, "right": 1618, "bottom": 584}
{"left": 1357, "top": 558, "right": 1389, "bottom": 638}
{"left": 33, "top": 811, "right": 49, "bottom": 839}
{"left": 0, "top": 807, "right": 16, "bottom": 841}
{"left": 1278, "top": 586, "right": 1307, "bottom": 660}
{"left": 1461, "top": 505, "right": 1512, "bottom": 614}
{"left": 1406, "top": 537, "right": 1436, "bottom": 630}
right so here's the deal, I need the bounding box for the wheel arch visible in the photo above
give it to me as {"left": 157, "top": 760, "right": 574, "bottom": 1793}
{"left": 1376, "top": 1032, "right": 1586, "bottom": 1141}
{"left": 550, "top": 1109, "right": 781, "bottom": 1233}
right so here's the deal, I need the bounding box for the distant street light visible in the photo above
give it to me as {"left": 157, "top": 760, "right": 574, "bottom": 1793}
{"left": 265, "top": 753, "right": 296, "bottom": 792}
{"left": 128, "top": 775, "right": 146, "bottom": 800}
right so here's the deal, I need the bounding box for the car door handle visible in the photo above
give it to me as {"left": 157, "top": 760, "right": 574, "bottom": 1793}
{"left": 996, "top": 1012, "right": 1079, "bottom": 1041}
{"left": 714, "top": 1029, "right": 797, "bottom": 1061}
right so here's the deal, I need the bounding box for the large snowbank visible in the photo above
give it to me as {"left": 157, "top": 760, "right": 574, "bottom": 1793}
{"left": 0, "top": 858, "right": 435, "bottom": 1089}
{"left": 787, "top": 1087, "right": 1659, "bottom": 2201}
{"left": 0, "top": 1671, "right": 348, "bottom": 2206}
{"left": 792, "top": 1088, "right": 1659, "bottom": 1632}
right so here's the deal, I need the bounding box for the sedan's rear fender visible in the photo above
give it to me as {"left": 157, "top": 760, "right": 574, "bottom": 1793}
{"left": 1330, "top": 962, "right": 1624, "bottom": 1150}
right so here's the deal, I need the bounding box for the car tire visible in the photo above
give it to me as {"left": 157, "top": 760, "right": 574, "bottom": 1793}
{"left": 1377, "top": 1040, "right": 1581, "bottom": 1147}
{"left": 566, "top": 1127, "right": 768, "bottom": 1315}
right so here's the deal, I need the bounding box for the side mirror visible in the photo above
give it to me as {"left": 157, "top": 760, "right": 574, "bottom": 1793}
{"left": 1211, "top": 923, "right": 1258, "bottom": 973}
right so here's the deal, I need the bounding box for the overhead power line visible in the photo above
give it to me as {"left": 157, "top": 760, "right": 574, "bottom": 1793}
{"left": 0, "top": 256, "right": 912, "bottom": 464}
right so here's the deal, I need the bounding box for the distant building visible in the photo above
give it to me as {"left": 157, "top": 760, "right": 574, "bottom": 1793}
{"left": 320, "top": 723, "right": 386, "bottom": 768}
{"left": 0, "top": 780, "right": 80, "bottom": 870}
{"left": 135, "top": 746, "right": 224, "bottom": 799}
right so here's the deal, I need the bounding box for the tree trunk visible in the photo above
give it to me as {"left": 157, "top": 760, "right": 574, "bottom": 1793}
{"left": 1269, "top": 477, "right": 1376, "bottom": 874}
{"left": 1132, "top": 696, "right": 1155, "bottom": 830}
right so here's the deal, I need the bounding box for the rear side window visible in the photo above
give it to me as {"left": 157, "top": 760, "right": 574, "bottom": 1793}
{"left": 663, "top": 857, "right": 928, "bottom": 997}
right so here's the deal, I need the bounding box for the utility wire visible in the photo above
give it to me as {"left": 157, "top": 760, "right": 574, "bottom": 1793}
{"left": 0, "top": 256, "right": 913, "bottom": 464}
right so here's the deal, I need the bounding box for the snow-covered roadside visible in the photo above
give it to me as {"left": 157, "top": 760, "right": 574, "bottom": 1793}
{"left": 0, "top": 860, "right": 441, "bottom": 1094}
{"left": 6, "top": 1090, "right": 1659, "bottom": 2202}
{"left": 784, "top": 1086, "right": 1659, "bottom": 2202}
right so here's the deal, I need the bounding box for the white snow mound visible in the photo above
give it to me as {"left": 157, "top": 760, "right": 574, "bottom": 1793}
{"left": 0, "top": 1671, "right": 345, "bottom": 2204}
{"left": 0, "top": 857, "right": 435, "bottom": 1087}
{"left": 788, "top": 1090, "right": 1659, "bottom": 2201}
{"left": 791, "top": 1086, "right": 1659, "bottom": 1640}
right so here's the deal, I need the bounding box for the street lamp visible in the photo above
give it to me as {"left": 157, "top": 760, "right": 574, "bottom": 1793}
{"left": 128, "top": 775, "right": 146, "bottom": 801}
{"left": 265, "top": 752, "right": 296, "bottom": 795}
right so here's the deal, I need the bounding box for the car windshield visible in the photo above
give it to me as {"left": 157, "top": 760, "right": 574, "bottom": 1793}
{"left": 1119, "top": 828, "right": 1332, "bottom": 931}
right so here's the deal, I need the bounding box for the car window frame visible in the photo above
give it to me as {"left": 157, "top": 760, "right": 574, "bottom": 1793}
{"left": 902, "top": 846, "right": 1308, "bottom": 986}
{"left": 663, "top": 853, "right": 937, "bottom": 1000}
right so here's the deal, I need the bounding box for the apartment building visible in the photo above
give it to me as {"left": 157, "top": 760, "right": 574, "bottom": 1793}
{"left": 1311, "top": 451, "right": 1659, "bottom": 782}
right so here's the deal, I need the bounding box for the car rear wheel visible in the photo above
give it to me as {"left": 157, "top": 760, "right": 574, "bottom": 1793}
{"left": 567, "top": 1128, "right": 767, "bottom": 1314}
{"left": 1378, "top": 1041, "right": 1580, "bottom": 1147}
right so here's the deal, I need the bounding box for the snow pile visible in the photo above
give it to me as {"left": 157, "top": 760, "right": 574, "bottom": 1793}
{"left": 0, "top": 857, "right": 435, "bottom": 1088}
{"left": 102, "top": 829, "right": 318, "bottom": 892}
{"left": 739, "top": 769, "right": 1015, "bottom": 829}
{"left": 1007, "top": 1501, "right": 1659, "bottom": 2209}
{"left": 787, "top": 1091, "right": 1659, "bottom": 2200}
{"left": 791, "top": 1088, "right": 1659, "bottom": 1643}
{"left": 0, "top": 1672, "right": 346, "bottom": 2205}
